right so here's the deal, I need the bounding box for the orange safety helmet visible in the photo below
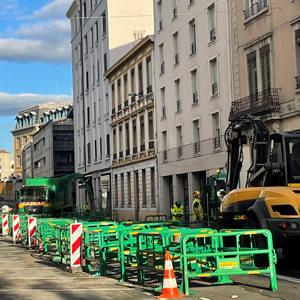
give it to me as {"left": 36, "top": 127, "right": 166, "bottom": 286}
{"left": 193, "top": 190, "right": 201, "bottom": 196}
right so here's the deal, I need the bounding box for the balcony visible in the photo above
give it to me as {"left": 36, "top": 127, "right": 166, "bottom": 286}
{"left": 178, "top": 146, "right": 183, "bottom": 158}
{"left": 214, "top": 137, "right": 221, "bottom": 149}
{"left": 119, "top": 151, "right": 123, "bottom": 158}
{"left": 229, "top": 88, "right": 280, "bottom": 121}
{"left": 257, "top": 0, "right": 268, "bottom": 12}
{"left": 118, "top": 104, "right": 122, "bottom": 111}
{"left": 112, "top": 108, "right": 116, "bottom": 115}
{"left": 244, "top": 0, "right": 268, "bottom": 20}
{"left": 140, "top": 144, "right": 145, "bottom": 152}
{"left": 173, "top": 7, "right": 178, "bottom": 19}
{"left": 124, "top": 100, "right": 129, "bottom": 108}
{"left": 164, "top": 150, "right": 168, "bottom": 161}
{"left": 113, "top": 153, "right": 117, "bottom": 160}
{"left": 159, "top": 20, "right": 163, "bottom": 31}
{"left": 191, "top": 42, "right": 196, "bottom": 55}
{"left": 296, "top": 76, "right": 300, "bottom": 90}
{"left": 131, "top": 96, "right": 136, "bottom": 104}
{"left": 160, "top": 62, "right": 165, "bottom": 75}
{"left": 126, "top": 149, "right": 130, "bottom": 156}
{"left": 146, "top": 85, "right": 152, "bottom": 94}
{"left": 193, "top": 91, "right": 198, "bottom": 104}
{"left": 176, "top": 99, "right": 181, "bottom": 112}
{"left": 174, "top": 53, "right": 179, "bottom": 66}
{"left": 212, "top": 82, "right": 218, "bottom": 96}
{"left": 194, "top": 141, "right": 200, "bottom": 153}
{"left": 210, "top": 28, "right": 216, "bottom": 42}
{"left": 132, "top": 146, "right": 137, "bottom": 154}
{"left": 244, "top": 4, "right": 255, "bottom": 20}
{"left": 162, "top": 106, "right": 166, "bottom": 118}
{"left": 148, "top": 141, "right": 154, "bottom": 149}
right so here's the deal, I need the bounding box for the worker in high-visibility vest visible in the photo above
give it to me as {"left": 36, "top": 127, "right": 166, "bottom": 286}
{"left": 170, "top": 200, "right": 184, "bottom": 221}
{"left": 83, "top": 201, "right": 90, "bottom": 213}
{"left": 192, "top": 191, "right": 203, "bottom": 228}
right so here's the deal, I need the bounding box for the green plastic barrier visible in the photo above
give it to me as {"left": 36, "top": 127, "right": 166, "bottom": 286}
{"left": 180, "top": 229, "right": 277, "bottom": 295}
{"left": 120, "top": 220, "right": 182, "bottom": 228}
{"left": 53, "top": 225, "right": 71, "bottom": 264}
{"left": 144, "top": 215, "right": 168, "bottom": 222}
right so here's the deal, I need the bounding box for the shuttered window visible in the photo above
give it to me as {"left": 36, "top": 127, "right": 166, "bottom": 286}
{"left": 260, "top": 44, "right": 271, "bottom": 92}
{"left": 247, "top": 51, "right": 258, "bottom": 98}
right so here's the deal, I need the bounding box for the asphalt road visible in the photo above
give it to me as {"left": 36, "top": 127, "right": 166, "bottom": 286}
{"left": 0, "top": 236, "right": 299, "bottom": 300}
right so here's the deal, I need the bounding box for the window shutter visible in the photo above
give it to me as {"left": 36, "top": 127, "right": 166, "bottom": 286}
{"left": 260, "top": 44, "right": 271, "bottom": 92}
{"left": 247, "top": 51, "right": 258, "bottom": 98}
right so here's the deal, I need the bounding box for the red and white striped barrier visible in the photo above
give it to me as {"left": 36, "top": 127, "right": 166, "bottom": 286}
{"left": 28, "top": 217, "right": 37, "bottom": 247}
{"left": 2, "top": 214, "right": 8, "bottom": 236}
{"left": 13, "top": 215, "right": 20, "bottom": 243}
{"left": 70, "top": 223, "right": 82, "bottom": 270}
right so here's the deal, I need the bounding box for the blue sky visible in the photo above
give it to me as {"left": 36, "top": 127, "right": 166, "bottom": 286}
{"left": 0, "top": 0, "right": 73, "bottom": 154}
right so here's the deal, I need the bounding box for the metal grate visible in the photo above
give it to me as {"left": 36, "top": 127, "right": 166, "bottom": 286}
{"left": 164, "top": 150, "right": 168, "bottom": 161}
{"left": 191, "top": 42, "right": 196, "bottom": 54}
{"left": 210, "top": 28, "right": 216, "bottom": 42}
{"left": 159, "top": 20, "right": 163, "bottom": 31}
{"left": 229, "top": 88, "right": 281, "bottom": 121}
{"left": 174, "top": 53, "right": 179, "bottom": 66}
{"left": 149, "top": 141, "right": 154, "bottom": 149}
{"left": 257, "top": 0, "right": 268, "bottom": 12}
{"left": 177, "top": 100, "right": 181, "bottom": 111}
{"left": 162, "top": 106, "right": 166, "bottom": 117}
{"left": 212, "top": 82, "right": 218, "bottom": 96}
{"left": 173, "top": 7, "right": 178, "bottom": 19}
{"left": 244, "top": 4, "right": 255, "bottom": 19}
{"left": 296, "top": 76, "right": 300, "bottom": 90}
{"left": 178, "top": 146, "right": 183, "bottom": 157}
{"left": 195, "top": 142, "right": 200, "bottom": 153}
{"left": 161, "top": 62, "right": 165, "bottom": 74}
{"left": 193, "top": 92, "right": 198, "bottom": 104}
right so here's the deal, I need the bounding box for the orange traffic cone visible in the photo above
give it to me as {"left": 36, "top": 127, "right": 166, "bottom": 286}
{"left": 38, "top": 238, "right": 44, "bottom": 254}
{"left": 156, "top": 251, "right": 184, "bottom": 299}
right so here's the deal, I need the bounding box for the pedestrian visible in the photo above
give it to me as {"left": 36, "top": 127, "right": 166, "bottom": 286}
{"left": 170, "top": 200, "right": 184, "bottom": 221}
{"left": 83, "top": 201, "right": 90, "bottom": 213}
{"left": 192, "top": 191, "right": 203, "bottom": 228}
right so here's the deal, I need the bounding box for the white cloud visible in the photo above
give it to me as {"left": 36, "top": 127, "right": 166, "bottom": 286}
{"left": 0, "top": 0, "right": 73, "bottom": 63}
{"left": 0, "top": 92, "right": 73, "bottom": 116}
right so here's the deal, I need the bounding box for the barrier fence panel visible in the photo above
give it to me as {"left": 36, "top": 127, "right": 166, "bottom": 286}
{"left": 28, "top": 217, "right": 37, "bottom": 248}
{"left": 12, "top": 215, "right": 20, "bottom": 243}
{"left": 70, "top": 223, "right": 82, "bottom": 270}
{"left": 2, "top": 214, "right": 8, "bottom": 236}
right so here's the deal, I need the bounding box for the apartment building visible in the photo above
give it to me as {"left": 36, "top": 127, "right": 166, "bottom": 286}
{"left": 11, "top": 101, "right": 72, "bottom": 179}
{"left": 154, "top": 0, "right": 232, "bottom": 216}
{"left": 106, "top": 36, "right": 157, "bottom": 221}
{"left": 0, "top": 150, "right": 11, "bottom": 180}
{"left": 67, "top": 0, "right": 154, "bottom": 212}
{"left": 229, "top": 0, "right": 300, "bottom": 183}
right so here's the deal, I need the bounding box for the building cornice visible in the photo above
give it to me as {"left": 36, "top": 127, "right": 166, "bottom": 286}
{"left": 289, "top": 14, "right": 300, "bottom": 25}
{"left": 241, "top": 31, "right": 273, "bottom": 50}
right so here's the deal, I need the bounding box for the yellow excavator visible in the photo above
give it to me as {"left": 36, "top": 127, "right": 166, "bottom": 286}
{"left": 219, "top": 115, "right": 300, "bottom": 259}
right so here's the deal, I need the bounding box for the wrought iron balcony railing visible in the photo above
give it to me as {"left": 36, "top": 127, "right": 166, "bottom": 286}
{"left": 148, "top": 141, "right": 154, "bottom": 149}
{"left": 162, "top": 106, "right": 166, "bottom": 118}
{"left": 118, "top": 104, "right": 122, "bottom": 111}
{"left": 193, "top": 91, "right": 198, "bottom": 104}
{"left": 132, "top": 146, "right": 137, "bottom": 154}
{"left": 214, "top": 137, "right": 221, "bottom": 149}
{"left": 119, "top": 151, "right": 123, "bottom": 158}
{"left": 140, "top": 144, "right": 145, "bottom": 152}
{"left": 212, "top": 82, "right": 218, "bottom": 96}
{"left": 113, "top": 153, "right": 117, "bottom": 160}
{"left": 159, "top": 20, "right": 163, "bottom": 31}
{"left": 174, "top": 53, "right": 179, "bottom": 66}
{"left": 164, "top": 150, "right": 168, "bottom": 161}
{"left": 194, "top": 141, "right": 200, "bottom": 153}
{"left": 124, "top": 100, "right": 128, "bottom": 108}
{"left": 131, "top": 96, "right": 136, "bottom": 104}
{"left": 173, "top": 7, "right": 178, "bottom": 19}
{"left": 176, "top": 99, "right": 181, "bottom": 112}
{"left": 147, "top": 85, "right": 152, "bottom": 94}
{"left": 138, "top": 91, "right": 143, "bottom": 98}
{"left": 210, "top": 28, "right": 216, "bottom": 42}
{"left": 191, "top": 42, "right": 196, "bottom": 55}
{"left": 160, "top": 62, "right": 165, "bottom": 74}
{"left": 126, "top": 149, "right": 130, "bottom": 156}
{"left": 296, "top": 76, "right": 300, "bottom": 90}
{"left": 112, "top": 108, "right": 115, "bottom": 115}
{"left": 229, "top": 88, "right": 280, "bottom": 121}
{"left": 244, "top": 4, "right": 255, "bottom": 20}
{"left": 178, "top": 146, "right": 183, "bottom": 157}
{"left": 257, "top": 0, "right": 268, "bottom": 12}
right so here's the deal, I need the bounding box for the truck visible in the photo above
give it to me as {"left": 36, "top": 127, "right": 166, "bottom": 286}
{"left": 219, "top": 115, "right": 300, "bottom": 259}
{"left": 18, "top": 173, "right": 94, "bottom": 215}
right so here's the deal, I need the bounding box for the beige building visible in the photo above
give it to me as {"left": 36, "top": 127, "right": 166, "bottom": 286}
{"left": 0, "top": 150, "right": 11, "bottom": 180}
{"left": 154, "top": 0, "right": 232, "bottom": 216}
{"left": 67, "top": 0, "right": 154, "bottom": 212}
{"left": 106, "top": 36, "right": 157, "bottom": 221}
{"left": 229, "top": 1, "right": 300, "bottom": 128}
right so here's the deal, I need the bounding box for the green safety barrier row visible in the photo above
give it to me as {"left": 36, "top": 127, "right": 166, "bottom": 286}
{"left": 144, "top": 215, "right": 168, "bottom": 222}
{"left": 63, "top": 210, "right": 116, "bottom": 223}
{"left": 120, "top": 220, "right": 182, "bottom": 228}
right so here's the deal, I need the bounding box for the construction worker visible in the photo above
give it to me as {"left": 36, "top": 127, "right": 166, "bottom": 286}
{"left": 192, "top": 191, "right": 203, "bottom": 228}
{"left": 83, "top": 201, "right": 90, "bottom": 213}
{"left": 219, "top": 190, "right": 226, "bottom": 202}
{"left": 170, "top": 200, "right": 184, "bottom": 221}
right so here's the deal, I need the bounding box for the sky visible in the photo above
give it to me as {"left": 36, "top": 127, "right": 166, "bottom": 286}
{"left": 0, "top": 0, "right": 73, "bottom": 154}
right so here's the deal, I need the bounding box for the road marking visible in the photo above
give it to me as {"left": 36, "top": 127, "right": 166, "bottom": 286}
{"left": 0, "top": 267, "right": 65, "bottom": 269}
{"left": 262, "top": 273, "right": 300, "bottom": 284}
{"left": 0, "top": 288, "right": 131, "bottom": 292}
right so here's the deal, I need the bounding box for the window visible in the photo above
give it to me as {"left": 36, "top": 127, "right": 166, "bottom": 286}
{"left": 99, "top": 138, "right": 102, "bottom": 160}
{"left": 140, "top": 115, "right": 145, "bottom": 152}
{"left": 158, "top": 1, "right": 163, "bottom": 31}
{"left": 138, "top": 62, "right": 143, "bottom": 94}
{"left": 172, "top": 0, "right": 178, "bottom": 19}
{"left": 17, "top": 155, "right": 21, "bottom": 167}
{"left": 159, "top": 43, "right": 165, "bottom": 74}
{"left": 90, "top": 0, "right": 93, "bottom": 12}
{"left": 102, "top": 11, "right": 106, "bottom": 36}
{"left": 78, "top": 147, "right": 81, "bottom": 165}
{"left": 208, "top": 3, "right": 216, "bottom": 43}
{"left": 176, "top": 125, "right": 183, "bottom": 158}
{"left": 106, "top": 134, "right": 110, "bottom": 157}
{"left": 173, "top": 32, "right": 179, "bottom": 66}
{"left": 146, "top": 56, "right": 152, "bottom": 92}
{"left": 84, "top": 35, "right": 88, "bottom": 56}
{"left": 133, "top": 119, "right": 137, "bottom": 153}
{"left": 91, "top": 27, "right": 94, "bottom": 48}
{"left": 130, "top": 68, "right": 135, "bottom": 97}
{"left": 103, "top": 53, "right": 107, "bottom": 73}
{"left": 247, "top": 51, "right": 258, "bottom": 98}
{"left": 23, "top": 136, "right": 27, "bottom": 144}
{"left": 209, "top": 58, "right": 218, "bottom": 96}
{"left": 125, "top": 123, "right": 130, "bottom": 156}
{"left": 174, "top": 78, "right": 181, "bottom": 112}
{"left": 148, "top": 111, "right": 154, "bottom": 149}
{"left": 111, "top": 83, "right": 115, "bottom": 114}
{"left": 94, "top": 139, "right": 97, "bottom": 161}
{"left": 97, "top": 60, "right": 100, "bottom": 82}
{"left": 121, "top": 174, "right": 124, "bottom": 205}
{"left": 87, "top": 142, "right": 91, "bottom": 164}
{"left": 16, "top": 137, "right": 21, "bottom": 149}
{"left": 295, "top": 29, "right": 300, "bottom": 89}
{"left": 92, "top": 65, "right": 95, "bottom": 86}
{"left": 212, "top": 112, "right": 220, "bottom": 149}
{"left": 124, "top": 74, "right": 128, "bottom": 104}
{"left": 127, "top": 172, "right": 131, "bottom": 205}
{"left": 161, "top": 87, "right": 166, "bottom": 118}
{"left": 193, "top": 119, "right": 200, "bottom": 153}
{"left": 142, "top": 169, "right": 146, "bottom": 205}
{"left": 119, "top": 126, "right": 123, "bottom": 158}
{"left": 94, "top": 101, "right": 96, "bottom": 123}
{"left": 244, "top": 0, "right": 255, "bottom": 19}
{"left": 189, "top": 19, "right": 196, "bottom": 55}
{"left": 113, "top": 129, "right": 117, "bottom": 158}
{"left": 162, "top": 131, "right": 168, "bottom": 161}
{"left": 83, "top": 1, "right": 87, "bottom": 21}
{"left": 115, "top": 175, "right": 118, "bottom": 206}
{"left": 191, "top": 68, "right": 198, "bottom": 104}
{"left": 117, "top": 79, "right": 121, "bottom": 110}
{"left": 87, "top": 106, "right": 90, "bottom": 127}
{"left": 105, "top": 93, "right": 109, "bottom": 116}
{"left": 260, "top": 44, "right": 271, "bottom": 92}
{"left": 86, "top": 71, "right": 89, "bottom": 92}
{"left": 95, "top": 21, "right": 99, "bottom": 43}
